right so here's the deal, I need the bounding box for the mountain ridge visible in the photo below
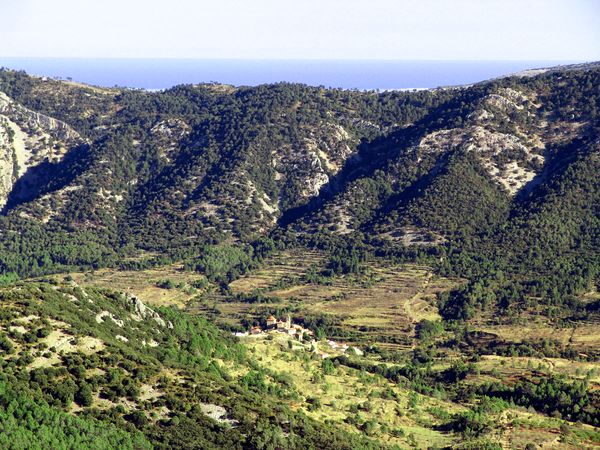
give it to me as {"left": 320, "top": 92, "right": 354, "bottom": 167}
{"left": 0, "top": 61, "right": 599, "bottom": 450}
{"left": 0, "top": 62, "right": 598, "bottom": 312}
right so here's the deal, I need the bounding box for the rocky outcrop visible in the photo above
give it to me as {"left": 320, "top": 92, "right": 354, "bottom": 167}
{"left": 95, "top": 310, "right": 125, "bottom": 327}
{"left": 0, "top": 91, "right": 83, "bottom": 208}
{"left": 416, "top": 125, "right": 544, "bottom": 195}
{"left": 276, "top": 122, "right": 358, "bottom": 201}
{"left": 150, "top": 118, "right": 191, "bottom": 163}
{"left": 416, "top": 87, "right": 545, "bottom": 196}
{"left": 128, "top": 293, "right": 173, "bottom": 328}
{"left": 180, "top": 119, "right": 359, "bottom": 235}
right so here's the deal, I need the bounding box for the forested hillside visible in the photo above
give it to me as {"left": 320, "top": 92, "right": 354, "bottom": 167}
{"left": 0, "top": 63, "right": 599, "bottom": 317}
{"left": 0, "top": 62, "right": 599, "bottom": 449}
{"left": 0, "top": 280, "right": 388, "bottom": 449}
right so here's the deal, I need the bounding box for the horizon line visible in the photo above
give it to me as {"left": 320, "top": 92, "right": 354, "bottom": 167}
{"left": 0, "top": 56, "right": 591, "bottom": 62}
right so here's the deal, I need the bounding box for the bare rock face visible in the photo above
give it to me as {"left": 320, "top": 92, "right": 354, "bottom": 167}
{"left": 150, "top": 118, "right": 191, "bottom": 163}
{"left": 415, "top": 87, "right": 545, "bottom": 196}
{"left": 416, "top": 125, "right": 543, "bottom": 195}
{"left": 276, "top": 122, "right": 358, "bottom": 201}
{"left": 0, "top": 118, "right": 17, "bottom": 207}
{"left": 182, "top": 120, "right": 359, "bottom": 236}
{"left": 298, "top": 87, "right": 551, "bottom": 242}
{"left": 128, "top": 293, "right": 173, "bottom": 328}
{"left": 0, "top": 91, "right": 83, "bottom": 208}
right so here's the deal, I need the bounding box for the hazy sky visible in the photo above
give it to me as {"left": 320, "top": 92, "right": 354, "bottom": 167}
{"left": 1, "top": 0, "right": 599, "bottom": 60}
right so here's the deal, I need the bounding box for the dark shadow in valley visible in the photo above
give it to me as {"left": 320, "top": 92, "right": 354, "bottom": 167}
{"left": 276, "top": 94, "right": 477, "bottom": 227}
{"left": 512, "top": 134, "right": 595, "bottom": 208}
{"left": 363, "top": 150, "right": 453, "bottom": 230}
{"left": 2, "top": 143, "right": 91, "bottom": 215}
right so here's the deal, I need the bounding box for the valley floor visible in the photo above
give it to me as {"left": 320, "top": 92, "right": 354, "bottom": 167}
{"left": 50, "top": 247, "right": 600, "bottom": 449}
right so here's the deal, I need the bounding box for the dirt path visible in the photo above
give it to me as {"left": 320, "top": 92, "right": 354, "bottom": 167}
{"left": 403, "top": 273, "right": 436, "bottom": 323}
{"left": 497, "top": 410, "right": 513, "bottom": 450}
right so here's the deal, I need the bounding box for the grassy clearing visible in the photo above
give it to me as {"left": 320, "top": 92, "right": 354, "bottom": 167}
{"left": 474, "top": 319, "right": 600, "bottom": 358}
{"left": 501, "top": 411, "right": 600, "bottom": 449}
{"left": 229, "top": 249, "right": 457, "bottom": 346}
{"left": 242, "top": 334, "right": 462, "bottom": 449}
{"left": 240, "top": 334, "right": 600, "bottom": 450}
{"left": 475, "top": 355, "right": 600, "bottom": 385}
{"left": 60, "top": 264, "right": 210, "bottom": 308}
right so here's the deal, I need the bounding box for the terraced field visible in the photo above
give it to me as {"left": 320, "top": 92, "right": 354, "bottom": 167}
{"left": 58, "top": 264, "right": 210, "bottom": 308}
{"left": 58, "top": 249, "right": 600, "bottom": 363}
{"left": 59, "top": 248, "right": 459, "bottom": 347}
{"left": 475, "top": 355, "right": 600, "bottom": 385}
{"left": 227, "top": 249, "right": 459, "bottom": 348}
{"left": 229, "top": 249, "right": 327, "bottom": 293}
{"left": 476, "top": 320, "right": 600, "bottom": 356}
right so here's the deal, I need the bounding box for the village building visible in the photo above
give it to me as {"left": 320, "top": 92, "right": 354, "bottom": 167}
{"left": 237, "top": 314, "right": 363, "bottom": 360}
{"left": 276, "top": 314, "right": 292, "bottom": 330}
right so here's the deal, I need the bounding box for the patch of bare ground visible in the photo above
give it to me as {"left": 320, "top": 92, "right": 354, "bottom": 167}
{"left": 226, "top": 249, "right": 459, "bottom": 347}
{"left": 65, "top": 263, "right": 209, "bottom": 308}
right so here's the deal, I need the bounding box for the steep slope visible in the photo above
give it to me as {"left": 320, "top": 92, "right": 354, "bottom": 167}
{"left": 494, "top": 137, "right": 600, "bottom": 296}
{"left": 0, "top": 91, "right": 84, "bottom": 210}
{"left": 0, "top": 280, "right": 385, "bottom": 449}
{"left": 0, "top": 71, "right": 456, "bottom": 257}
{"left": 0, "top": 64, "right": 597, "bottom": 309}
{"left": 292, "top": 73, "right": 596, "bottom": 245}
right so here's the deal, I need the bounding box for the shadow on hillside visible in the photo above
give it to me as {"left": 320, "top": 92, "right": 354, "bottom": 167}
{"left": 513, "top": 135, "right": 591, "bottom": 205}
{"left": 276, "top": 97, "right": 466, "bottom": 227}
{"left": 2, "top": 143, "right": 90, "bottom": 215}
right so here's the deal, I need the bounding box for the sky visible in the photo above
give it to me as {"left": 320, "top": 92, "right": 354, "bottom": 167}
{"left": 1, "top": 0, "right": 599, "bottom": 60}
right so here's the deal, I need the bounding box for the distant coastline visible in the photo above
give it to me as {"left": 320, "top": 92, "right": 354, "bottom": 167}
{"left": 0, "top": 58, "right": 583, "bottom": 91}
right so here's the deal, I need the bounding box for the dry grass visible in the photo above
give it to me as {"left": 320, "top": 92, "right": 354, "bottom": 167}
{"left": 230, "top": 250, "right": 457, "bottom": 347}
{"left": 50, "top": 249, "right": 457, "bottom": 348}
{"left": 229, "top": 248, "right": 326, "bottom": 294}
{"left": 476, "top": 320, "right": 600, "bottom": 356}
{"left": 476, "top": 355, "right": 600, "bottom": 385}
{"left": 63, "top": 264, "right": 209, "bottom": 308}
{"left": 242, "top": 334, "right": 461, "bottom": 448}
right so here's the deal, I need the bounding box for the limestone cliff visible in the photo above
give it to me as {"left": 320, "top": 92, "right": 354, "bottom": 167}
{"left": 0, "top": 91, "right": 83, "bottom": 208}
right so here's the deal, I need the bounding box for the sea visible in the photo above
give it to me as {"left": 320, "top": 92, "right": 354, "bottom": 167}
{"left": 0, "top": 58, "right": 582, "bottom": 91}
